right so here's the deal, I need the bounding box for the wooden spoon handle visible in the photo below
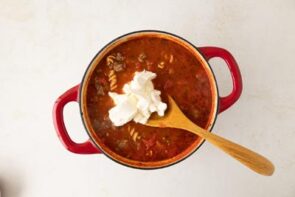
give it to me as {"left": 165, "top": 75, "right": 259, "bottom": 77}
{"left": 185, "top": 123, "right": 274, "bottom": 176}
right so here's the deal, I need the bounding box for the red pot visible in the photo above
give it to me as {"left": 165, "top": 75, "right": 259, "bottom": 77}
{"left": 53, "top": 30, "right": 242, "bottom": 169}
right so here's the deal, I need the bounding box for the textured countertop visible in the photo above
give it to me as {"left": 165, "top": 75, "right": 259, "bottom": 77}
{"left": 0, "top": 0, "right": 294, "bottom": 196}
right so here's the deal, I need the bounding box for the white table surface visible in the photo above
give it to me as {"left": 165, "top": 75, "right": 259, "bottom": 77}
{"left": 1, "top": 0, "right": 295, "bottom": 196}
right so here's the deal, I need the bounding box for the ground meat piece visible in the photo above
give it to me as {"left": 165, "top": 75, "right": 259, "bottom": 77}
{"left": 107, "top": 53, "right": 126, "bottom": 72}
{"left": 90, "top": 95, "right": 99, "bottom": 102}
{"left": 96, "top": 85, "right": 105, "bottom": 95}
{"left": 93, "top": 118, "right": 112, "bottom": 130}
{"left": 115, "top": 52, "right": 124, "bottom": 61}
{"left": 117, "top": 139, "right": 128, "bottom": 150}
{"left": 95, "top": 68, "right": 103, "bottom": 74}
{"left": 113, "top": 62, "right": 125, "bottom": 72}
{"left": 94, "top": 77, "right": 108, "bottom": 95}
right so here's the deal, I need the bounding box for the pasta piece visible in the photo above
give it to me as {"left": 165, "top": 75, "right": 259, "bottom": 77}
{"left": 169, "top": 54, "right": 174, "bottom": 63}
{"left": 107, "top": 55, "right": 115, "bottom": 66}
{"left": 110, "top": 78, "right": 117, "bottom": 86}
{"left": 132, "top": 132, "right": 138, "bottom": 142}
{"left": 108, "top": 69, "right": 118, "bottom": 90}
{"left": 158, "top": 61, "right": 165, "bottom": 69}
{"left": 109, "top": 74, "right": 116, "bottom": 82}
{"left": 108, "top": 70, "right": 115, "bottom": 77}
{"left": 146, "top": 150, "right": 153, "bottom": 156}
{"left": 130, "top": 127, "right": 135, "bottom": 136}
{"left": 110, "top": 84, "right": 117, "bottom": 91}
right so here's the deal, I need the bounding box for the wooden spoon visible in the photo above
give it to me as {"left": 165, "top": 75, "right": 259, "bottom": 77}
{"left": 146, "top": 96, "right": 275, "bottom": 176}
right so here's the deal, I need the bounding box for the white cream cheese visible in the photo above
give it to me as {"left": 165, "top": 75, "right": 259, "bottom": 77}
{"left": 108, "top": 70, "right": 167, "bottom": 126}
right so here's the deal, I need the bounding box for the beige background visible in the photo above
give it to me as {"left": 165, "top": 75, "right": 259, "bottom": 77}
{"left": 0, "top": 0, "right": 295, "bottom": 196}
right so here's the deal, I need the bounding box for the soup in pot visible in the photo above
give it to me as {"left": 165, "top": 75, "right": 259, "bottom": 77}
{"left": 85, "top": 36, "right": 213, "bottom": 162}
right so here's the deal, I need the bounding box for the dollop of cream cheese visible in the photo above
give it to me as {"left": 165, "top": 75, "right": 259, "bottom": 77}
{"left": 108, "top": 70, "right": 167, "bottom": 126}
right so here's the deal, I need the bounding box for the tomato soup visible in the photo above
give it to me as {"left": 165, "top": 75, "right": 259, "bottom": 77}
{"left": 85, "top": 36, "right": 212, "bottom": 162}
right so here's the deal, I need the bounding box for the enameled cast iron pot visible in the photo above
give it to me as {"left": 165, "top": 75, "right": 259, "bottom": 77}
{"left": 53, "top": 30, "right": 242, "bottom": 169}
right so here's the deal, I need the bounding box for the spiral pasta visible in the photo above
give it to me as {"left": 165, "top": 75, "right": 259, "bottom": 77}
{"left": 108, "top": 69, "right": 117, "bottom": 90}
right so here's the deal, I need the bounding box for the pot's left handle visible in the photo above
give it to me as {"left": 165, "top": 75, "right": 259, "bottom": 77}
{"left": 53, "top": 85, "right": 101, "bottom": 154}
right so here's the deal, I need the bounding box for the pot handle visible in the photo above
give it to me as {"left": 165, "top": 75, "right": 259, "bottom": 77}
{"left": 53, "top": 84, "right": 101, "bottom": 154}
{"left": 199, "top": 47, "right": 243, "bottom": 113}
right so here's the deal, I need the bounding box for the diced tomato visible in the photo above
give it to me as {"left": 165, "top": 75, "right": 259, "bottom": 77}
{"left": 142, "top": 134, "right": 157, "bottom": 150}
{"left": 98, "top": 77, "right": 107, "bottom": 85}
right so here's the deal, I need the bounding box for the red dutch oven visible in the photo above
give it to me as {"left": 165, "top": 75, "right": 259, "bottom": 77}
{"left": 53, "top": 30, "right": 242, "bottom": 169}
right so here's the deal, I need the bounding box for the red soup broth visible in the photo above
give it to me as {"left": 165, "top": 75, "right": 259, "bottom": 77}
{"left": 85, "top": 37, "right": 213, "bottom": 162}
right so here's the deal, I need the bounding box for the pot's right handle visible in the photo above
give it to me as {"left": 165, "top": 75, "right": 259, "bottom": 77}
{"left": 199, "top": 47, "right": 243, "bottom": 113}
{"left": 53, "top": 85, "right": 101, "bottom": 154}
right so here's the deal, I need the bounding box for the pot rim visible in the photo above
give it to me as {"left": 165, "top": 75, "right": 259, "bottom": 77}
{"left": 79, "top": 30, "right": 220, "bottom": 169}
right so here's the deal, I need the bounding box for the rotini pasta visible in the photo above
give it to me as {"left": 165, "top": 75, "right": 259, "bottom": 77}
{"left": 107, "top": 55, "right": 115, "bottom": 66}
{"left": 108, "top": 69, "right": 117, "bottom": 91}
{"left": 132, "top": 131, "right": 138, "bottom": 142}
